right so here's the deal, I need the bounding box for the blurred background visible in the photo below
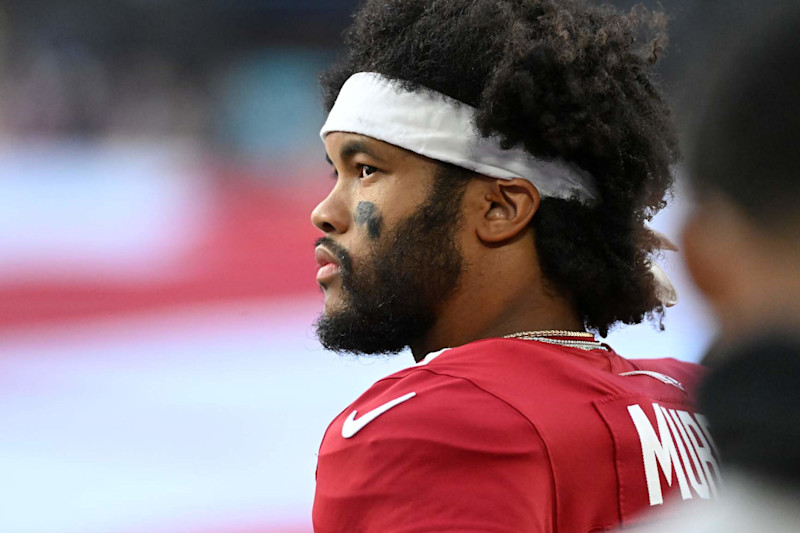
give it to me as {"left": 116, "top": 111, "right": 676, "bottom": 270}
{"left": 0, "top": 1, "right": 773, "bottom": 532}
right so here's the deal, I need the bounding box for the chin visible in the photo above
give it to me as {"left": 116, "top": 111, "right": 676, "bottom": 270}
{"left": 322, "top": 293, "right": 347, "bottom": 317}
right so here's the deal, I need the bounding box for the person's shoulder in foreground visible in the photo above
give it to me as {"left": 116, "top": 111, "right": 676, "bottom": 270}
{"left": 315, "top": 337, "right": 710, "bottom": 532}
{"left": 309, "top": 0, "right": 709, "bottom": 531}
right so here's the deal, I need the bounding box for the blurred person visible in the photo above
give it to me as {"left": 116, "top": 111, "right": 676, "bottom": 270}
{"left": 310, "top": 1, "right": 715, "bottom": 531}
{"left": 683, "top": 11, "right": 800, "bottom": 364}
{"left": 625, "top": 7, "right": 800, "bottom": 533}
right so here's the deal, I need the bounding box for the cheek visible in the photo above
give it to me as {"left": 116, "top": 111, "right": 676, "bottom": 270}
{"left": 682, "top": 215, "right": 733, "bottom": 304}
{"left": 354, "top": 201, "right": 384, "bottom": 240}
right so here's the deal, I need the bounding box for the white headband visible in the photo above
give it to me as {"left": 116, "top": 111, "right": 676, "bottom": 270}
{"left": 320, "top": 72, "right": 598, "bottom": 203}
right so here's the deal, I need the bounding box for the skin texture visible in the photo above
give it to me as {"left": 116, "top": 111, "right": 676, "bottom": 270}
{"left": 313, "top": 132, "right": 583, "bottom": 360}
{"left": 312, "top": 152, "right": 466, "bottom": 356}
{"left": 353, "top": 201, "right": 383, "bottom": 240}
{"left": 313, "top": 133, "right": 439, "bottom": 316}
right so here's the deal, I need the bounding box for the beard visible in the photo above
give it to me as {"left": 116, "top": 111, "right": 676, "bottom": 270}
{"left": 314, "top": 169, "right": 468, "bottom": 355}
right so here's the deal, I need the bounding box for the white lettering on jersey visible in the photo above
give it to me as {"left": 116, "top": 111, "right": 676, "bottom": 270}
{"left": 628, "top": 402, "right": 721, "bottom": 506}
{"left": 664, "top": 407, "right": 709, "bottom": 499}
{"left": 678, "top": 410, "right": 721, "bottom": 498}
{"left": 628, "top": 403, "right": 691, "bottom": 505}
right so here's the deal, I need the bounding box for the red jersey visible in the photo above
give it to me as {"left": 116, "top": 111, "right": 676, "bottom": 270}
{"left": 313, "top": 338, "right": 717, "bottom": 532}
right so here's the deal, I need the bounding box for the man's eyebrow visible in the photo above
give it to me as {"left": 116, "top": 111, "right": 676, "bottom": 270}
{"left": 324, "top": 138, "right": 386, "bottom": 170}
{"left": 338, "top": 139, "right": 385, "bottom": 162}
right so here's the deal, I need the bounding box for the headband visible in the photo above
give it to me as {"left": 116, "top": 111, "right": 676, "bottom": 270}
{"left": 320, "top": 73, "right": 679, "bottom": 307}
{"left": 320, "top": 72, "right": 598, "bottom": 203}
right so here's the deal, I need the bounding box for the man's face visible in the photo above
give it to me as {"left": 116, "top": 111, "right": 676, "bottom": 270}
{"left": 311, "top": 132, "right": 467, "bottom": 355}
{"left": 681, "top": 195, "right": 800, "bottom": 341}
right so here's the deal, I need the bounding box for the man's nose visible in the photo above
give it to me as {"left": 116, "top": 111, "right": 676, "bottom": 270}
{"left": 311, "top": 186, "right": 349, "bottom": 234}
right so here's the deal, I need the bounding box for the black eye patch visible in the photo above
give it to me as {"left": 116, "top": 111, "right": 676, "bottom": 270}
{"left": 354, "top": 201, "right": 383, "bottom": 240}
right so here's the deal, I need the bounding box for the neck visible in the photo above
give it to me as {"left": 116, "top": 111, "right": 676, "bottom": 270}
{"left": 409, "top": 243, "right": 583, "bottom": 361}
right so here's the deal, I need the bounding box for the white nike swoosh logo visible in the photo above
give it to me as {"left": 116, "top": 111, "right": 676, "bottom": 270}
{"left": 341, "top": 392, "right": 416, "bottom": 439}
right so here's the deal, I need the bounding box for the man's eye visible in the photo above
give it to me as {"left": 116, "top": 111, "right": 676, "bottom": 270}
{"left": 360, "top": 165, "right": 379, "bottom": 178}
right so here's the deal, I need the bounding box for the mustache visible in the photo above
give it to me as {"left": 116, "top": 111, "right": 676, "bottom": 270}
{"left": 315, "top": 236, "right": 354, "bottom": 272}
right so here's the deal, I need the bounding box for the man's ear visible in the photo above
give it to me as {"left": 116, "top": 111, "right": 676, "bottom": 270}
{"left": 472, "top": 177, "right": 540, "bottom": 244}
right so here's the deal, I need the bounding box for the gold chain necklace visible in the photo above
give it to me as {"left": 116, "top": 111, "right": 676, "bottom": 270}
{"left": 504, "top": 330, "right": 595, "bottom": 339}
{"left": 503, "top": 330, "right": 608, "bottom": 351}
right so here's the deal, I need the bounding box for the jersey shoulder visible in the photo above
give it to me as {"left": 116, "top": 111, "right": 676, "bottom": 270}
{"left": 629, "top": 357, "right": 707, "bottom": 395}
{"left": 329, "top": 364, "right": 537, "bottom": 446}
{"left": 314, "top": 365, "right": 553, "bottom": 532}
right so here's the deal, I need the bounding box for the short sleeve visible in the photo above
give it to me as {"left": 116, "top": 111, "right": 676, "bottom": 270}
{"left": 313, "top": 370, "right": 554, "bottom": 533}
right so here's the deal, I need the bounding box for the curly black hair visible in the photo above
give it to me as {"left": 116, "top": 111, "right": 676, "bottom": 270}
{"left": 321, "top": 0, "right": 678, "bottom": 336}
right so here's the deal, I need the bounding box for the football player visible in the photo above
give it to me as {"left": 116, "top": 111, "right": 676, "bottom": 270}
{"left": 311, "top": 1, "right": 711, "bottom": 531}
